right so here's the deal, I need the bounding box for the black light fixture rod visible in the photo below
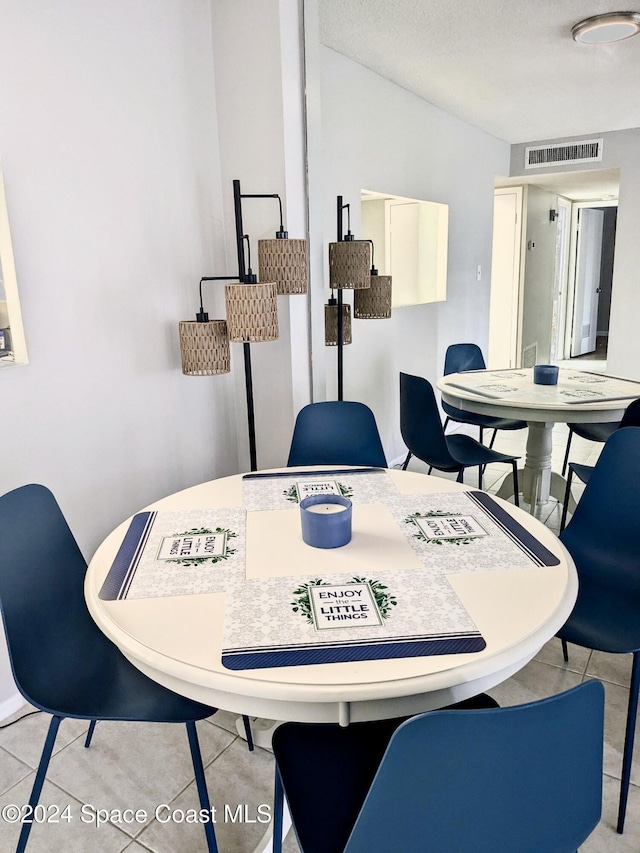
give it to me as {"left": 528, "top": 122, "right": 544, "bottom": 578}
{"left": 240, "top": 192, "right": 286, "bottom": 234}
{"left": 337, "top": 195, "right": 344, "bottom": 401}
{"left": 243, "top": 341, "right": 257, "bottom": 472}
{"left": 196, "top": 275, "right": 240, "bottom": 322}
{"left": 232, "top": 178, "right": 258, "bottom": 472}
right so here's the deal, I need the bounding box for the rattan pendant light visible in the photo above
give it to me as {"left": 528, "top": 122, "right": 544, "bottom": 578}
{"left": 179, "top": 318, "right": 230, "bottom": 375}
{"left": 258, "top": 234, "right": 307, "bottom": 295}
{"left": 225, "top": 280, "right": 279, "bottom": 342}
{"left": 324, "top": 298, "right": 352, "bottom": 346}
{"left": 328, "top": 238, "right": 371, "bottom": 289}
{"left": 354, "top": 246, "right": 392, "bottom": 319}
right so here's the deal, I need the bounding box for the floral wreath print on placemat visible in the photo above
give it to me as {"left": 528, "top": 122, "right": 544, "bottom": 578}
{"left": 283, "top": 481, "right": 354, "bottom": 503}
{"left": 404, "top": 511, "right": 487, "bottom": 546}
{"left": 163, "top": 527, "right": 238, "bottom": 566}
{"left": 290, "top": 577, "right": 397, "bottom": 625}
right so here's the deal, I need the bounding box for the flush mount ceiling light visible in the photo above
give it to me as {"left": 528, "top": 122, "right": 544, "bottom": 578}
{"left": 572, "top": 11, "right": 640, "bottom": 44}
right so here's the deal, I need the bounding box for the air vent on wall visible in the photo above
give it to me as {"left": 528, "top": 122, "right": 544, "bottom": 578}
{"left": 525, "top": 138, "right": 603, "bottom": 169}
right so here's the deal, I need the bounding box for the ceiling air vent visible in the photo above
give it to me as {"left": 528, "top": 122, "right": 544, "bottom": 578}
{"left": 524, "top": 138, "right": 603, "bottom": 169}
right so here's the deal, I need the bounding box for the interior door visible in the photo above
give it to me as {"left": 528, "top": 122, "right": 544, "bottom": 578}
{"left": 488, "top": 188, "right": 522, "bottom": 368}
{"left": 571, "top": 208, "right": 603, "bottom": 356}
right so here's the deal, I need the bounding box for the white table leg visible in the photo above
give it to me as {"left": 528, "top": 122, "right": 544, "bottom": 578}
{"left": 496, "top": 420, "right": 571, "bottom": 515}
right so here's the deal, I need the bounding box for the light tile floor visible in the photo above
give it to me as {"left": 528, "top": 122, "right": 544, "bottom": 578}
{"left": 1, "top": 398, "right": 635, "bottom": 852}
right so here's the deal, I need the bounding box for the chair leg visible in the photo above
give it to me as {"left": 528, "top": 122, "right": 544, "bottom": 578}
{"left": 17, "top": 715, "right": 63, "bottom": 853}
{"left": 443, "top": 416, "right": 450, "bottom": 433}
{"left": 402, "top": 451, "right": 412, "bottom": 471}
{"left": 560, "top": 468, "right": 573, "bottom": 532}
{"left": 272, "top": 763, "right": 285, "bottom": 853}
{"left": 617, "top": 652, "right": 640, "bottom": 834}
{"left": 561, "top": 429, "right": 573, "bottom": 476}
{"left": 489, "top": 429, "right": 498, "bottom": 449}
{"left": 456, "top": 469, "right": 464, "bottom": 484}
{"left": 242, "top": 714, "right": 254, "bottom": 752}
{"left": 84, "top": 719, "right": 97, "bottom": 748}
{"left": 185, "top": 721, "right": 219, "bottom": 853}
{"left": 511, "top": 461, "right": 520, "bottom": 507}
{"left": 561, "top": 639, "right": 569, "bottom": 662}
{"left": 478, "top": 465, "right": 483, "bottom": 490}
{"left": 479, "top": 426, "right": 484, "bottom": 445}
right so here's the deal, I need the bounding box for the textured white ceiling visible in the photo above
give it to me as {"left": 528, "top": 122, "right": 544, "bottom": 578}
{"left": 318, "top": 0, "right": 640, "bottom": 144}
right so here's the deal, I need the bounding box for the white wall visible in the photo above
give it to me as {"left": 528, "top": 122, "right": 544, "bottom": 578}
{"left": 0, "top": 0, "right": 240, "bottom": 705}
{"left": 510, "top": 128, "right": 640, "bottom": 380}
{"left": 316, "top": 48, "right": 511, "bottom": 462}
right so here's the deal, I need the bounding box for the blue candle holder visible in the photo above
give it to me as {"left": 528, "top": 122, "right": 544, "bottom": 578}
{"left": 299, "top": 494, "right": 353, "bottom": 549}
{"left": 533, "top": 364, "right": 559, "bottom": 386}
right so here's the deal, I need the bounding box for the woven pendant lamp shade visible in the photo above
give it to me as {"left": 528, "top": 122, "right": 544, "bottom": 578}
{"left": 258, "top": 238, "right": 308, "bottom": 295}
{"left": 354, "top": 275, "right": 393, "bottom": 319}
{"left": 324, "top": 302, "right": 352, "bottom": 346}
{"left": 329, "top": 241, "right": 371, "bottom": 289}
{"left": 225, "top": 282, "right": 279, "bottom": 343}
{"left": 179, "top": 319, "right": 230, "bottom": 376}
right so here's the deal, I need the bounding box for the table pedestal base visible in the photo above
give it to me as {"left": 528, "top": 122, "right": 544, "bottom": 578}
{"left": 495, "top": 420, "right": 576, "bottom": 516}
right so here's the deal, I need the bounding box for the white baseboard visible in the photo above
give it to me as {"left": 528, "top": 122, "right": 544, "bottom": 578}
{"left": 0, "top": 692, "right": 26, "bottom": 722}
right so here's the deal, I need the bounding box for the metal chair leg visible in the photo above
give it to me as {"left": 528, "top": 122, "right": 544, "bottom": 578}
{"left": 561, "top": 639, "right": 569, "bottom": 662}
{"left": 242, "top": 714, "right": 254, "bottom": 751}
{"left": 617, "top": 652, "right": 640, "bottom": 833}
{"left": 511, "top": 461, "right": 520, "bottom": 507}
{"left": 402, "top": 451, "right": 412, "bottom": 471}
{"left": 456, "top": 469, "right": 464, "bottom": 484}
{"left": 562, "top": 429, "right": 574, "bottom": 476}
{"left": 84, "top": 719, "right": 97, "bottom": 748}
{"left": 478, "top": 465, "right": 483, "bottom": 490}
{"left": 443, "top": 416, "right": 450, "bottom": 433}
{"left": 479, "top": 426, "right": 484, "bottom": 445}
{"left": 17, "top": 715, "right": 62, "bottom": 853}
{"left": 560, "top": 468, "right": 573, "bottom": 532}
{"left": 272, "top": 763, "right": 285, "bottom": 853}
{"left": 489, "top": 429, "right": 498, "bottom": 449}
{"left": 186, "top": 721, "right": 219, "bottom": 853}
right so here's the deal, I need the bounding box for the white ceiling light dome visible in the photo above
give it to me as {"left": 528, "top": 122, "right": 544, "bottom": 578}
{"left": 572, "top": 11, "right": 640, "bottom": 44}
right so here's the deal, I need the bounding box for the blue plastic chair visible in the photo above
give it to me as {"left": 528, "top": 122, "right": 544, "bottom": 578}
{"left": 0, "top": 484, "right": 219, "bottom": 853}
{"left": 287, "top": 401, "right": 387, "bottom": 467}
{"left": 561, "top": 421, "right": 618, "bottom": 476}
{"left": 557, "top": 428, "right": 640, "bottom": 834}
{"left": 400, "top": 372, "right": 520, "bottom": 502}
{"left": 560, "top": 400, "right": 640, "bottom": 531}
{"left": 272, "top": 682, "right": 604, "bottom": 853}
{"left": 442, "top": 344, "right": 526, "bottom": 446}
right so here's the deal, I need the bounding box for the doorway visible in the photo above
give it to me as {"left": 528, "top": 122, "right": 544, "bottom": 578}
{"left": 563, "top": 201, "right": 617, "bottom": 362}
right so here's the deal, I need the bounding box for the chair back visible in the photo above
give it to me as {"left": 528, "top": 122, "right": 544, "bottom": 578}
{"left": 561, "top": 427, "right": 640, "bottom": 591}
{"left": 287, "top": 401, "right": 387, "bottom": 467}
{"left": 620, "top": 397, "right": 640, "bottom": 428}
{"left": 0, "top": 484, "right": 119, "bottom": 713}
{"left": 400, "top": 372, "right": 456, "bottom": 470}
{"left": 444, "top": 342, "right": 486, "bottom": 375}
{"left": 344, "top": 682, "right": 604, "bottom": 853}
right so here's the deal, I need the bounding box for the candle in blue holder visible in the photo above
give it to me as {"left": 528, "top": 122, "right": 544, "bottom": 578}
{"left": 299, "top": 494, "right": 352, "bottom": 549}
{"left": 533, "top": 364, "right": 559, "bottom": 385}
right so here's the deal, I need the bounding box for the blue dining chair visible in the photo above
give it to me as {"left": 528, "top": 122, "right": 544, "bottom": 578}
{"left": 557, "top": 427, "right": 640, "bottom": 834}
{"left": 559, "top": 399, "right": 640, "bottom": 531}
{"left": 0, "top": 484, "right": 220, "bottom": 853}
{"left": 287, "top": 401, "right": 387, "bottom": 467}
{"left": 272, "top": 682, "right": 604, "bottom": 853}
{"left": 442, "top": 343, "right": 526, "bottom": 446}
{"left": 400, "top": 372, "right": 520, "bottom": 502}
{"left": 561, "top": 421, "right": 618, "bottom": 476}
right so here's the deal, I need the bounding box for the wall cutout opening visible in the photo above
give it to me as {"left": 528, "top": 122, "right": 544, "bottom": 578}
{"left": 361, "top": 190, "right": 448, "bottom": 307}
{"left": 0, "top": 161, "right": 28, "bottom": 367}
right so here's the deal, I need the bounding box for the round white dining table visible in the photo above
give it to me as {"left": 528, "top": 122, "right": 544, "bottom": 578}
{"left": 438, "top": 367, "right": 640, "bottom": 511}
{"left": 85, "top": 466, "right": 577, "bottom": 726}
